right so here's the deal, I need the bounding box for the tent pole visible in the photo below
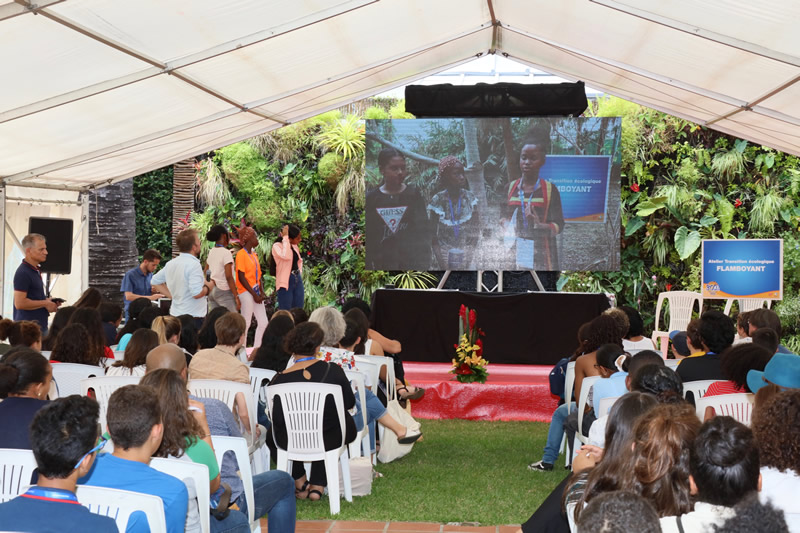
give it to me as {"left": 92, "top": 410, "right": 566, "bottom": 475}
{"left": 80, "top": 193, "right": 89, "bottom": 293}
{"left": 0, "top": 185, "right": 5, "bottom": 315}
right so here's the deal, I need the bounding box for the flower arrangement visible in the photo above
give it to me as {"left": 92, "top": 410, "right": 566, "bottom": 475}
{"left": 450, "top": 304, "right": 489, "bottom": 383}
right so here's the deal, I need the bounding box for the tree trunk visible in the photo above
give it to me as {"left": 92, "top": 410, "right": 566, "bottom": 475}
{"left": 172, "top": 159, "right": 197, "bottom": 257}
{"left": 89, "top": 179, "right": 138, "bottom": 306}
{"left": 462, "top": 118, "right": 487, "bottom": 213}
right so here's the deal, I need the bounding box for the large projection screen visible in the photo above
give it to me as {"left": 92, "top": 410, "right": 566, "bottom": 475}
{"left": 365, "top": 117, "right": 622, "bottom": 271}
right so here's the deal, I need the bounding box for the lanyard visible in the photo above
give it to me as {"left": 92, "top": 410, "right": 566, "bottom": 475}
{"left": 22, "top": 487, "right": 80, "bottom": 504}
{"left": 447, "top": 193, "right": 462, "bottom": 238}
{"left": 295, "top": 356, "right": 317, "bottom": 363}
{"left": 518, "top": 181, "right": 537, "bottom": 230}
{"left": 245, "top": 249, "right": 260, "bottom": 281}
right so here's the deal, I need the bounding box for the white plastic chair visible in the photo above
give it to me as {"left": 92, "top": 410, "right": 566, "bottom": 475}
{"left": 266, "top": 382, "right": 353, "bottom": 515}
{"left": 112, "top": 351, "right": 125, "bottom": 360}
{"left": 0, "top": 448, "right": 38, "bottom": 502}
{"left": 77, "top": 485, "right": 167, "bottom": 533}
{"left": 150, "top": 457, "right": 210, "bottom": 533}
{"left": 249, "top": 368, "right": 276, "bottom": 408}
{"left": 665, "top": 359, "right": 680, "bottom": 370}
{"left": 50, "top": 363, "right": 104, "bottom": 398}
{"left": 695, "top": 393, "right": 756, "bottom": 425}
{"left": 343, "top": 370, "right": 371, "bottom": 459}
{"left": 40, "top": 350, "right": 51, "bottom": 360}
{"left": 353, "top": 355, "right": 396, "bottom": 401}
{"left": 211, "top": 436, "right": 261, "bottom": 533}
{"left": 564, "top": 362, "right": 577, "bottom": 413}
{"left": 187, "top": 379, "right": 268, "bottom": 473}
{"left": 651, "top": 291, "right": 703, "bottom": 356}
{"left": 570, "top": 375, "right": 600, "bottom": 466}
{"left": 682, "top": 379, "right": 718, "bottom": 402}
{"left": 80, "top": 376, "right": 140, "bottom": 431}
{"left": 723, "top": 298, "right": 772, "bottom": 315}
{"left": 597, "top": 395, "right": 620, "bottom": 417}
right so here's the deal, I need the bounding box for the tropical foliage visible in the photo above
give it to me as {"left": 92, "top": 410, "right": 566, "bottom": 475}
{"left": 132, "top": 167, "right": 173, "bottom": 261}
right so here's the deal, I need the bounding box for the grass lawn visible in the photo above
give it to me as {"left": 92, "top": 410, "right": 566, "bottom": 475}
{"left": 294, "top": 419, "right": 569, "bottom": 525}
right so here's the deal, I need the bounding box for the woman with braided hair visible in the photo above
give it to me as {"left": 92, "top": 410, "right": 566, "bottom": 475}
{"left": 427, "top": 156, "right": 480, "bottom": 269}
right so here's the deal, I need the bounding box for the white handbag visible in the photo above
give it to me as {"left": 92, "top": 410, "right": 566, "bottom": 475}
{"left": 377, "top": 399, "right": 421, "bottom": 463}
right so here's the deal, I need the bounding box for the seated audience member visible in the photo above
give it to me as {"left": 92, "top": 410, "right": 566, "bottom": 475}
{"left": 661, "top": 416, "right": 760, "bottom": 532}
{"left": 268, "top": 322, "right": 357, "bottom": 502}
{"left": 704, "top": 343, "right": 772, "bottom": 397}
{"left": 69, "top": 307, "right": 114, "bottom": 360}
{"left": 99, "top": 302, "right": 123, "bottom": 347}
{"left": 566, "top": 343, "right": 627, "bottom": 444}
{"left": 251, "top": 314, "right": 295, "bottom": 371}
{"left": 197, "top": 306, "right": 229, "bottom": 350}
{"left": 0, "top": 318, "right": 42, "bottom": 353}
{"left": 576, "top": 491, "right": 662, "bottom": 533}
{"left": 0, "top": 348, "right": 51, "bottom": 448}
{"left": 587, "top": 350, "right": 665, "bottom": 448}
{"left": 529, "top": 316, "right": 618, "bottom": 472}
{"left": 620, "top": 305, "right": 655, "bottom": 353}
{"left": 50, "top": 324, "right": 100, "bottom": 366}
{"left": 308, "top": 306, "right": 346, "bottom": 350}
{"left": 676, "top": 310, "right": 734, "bottom": 383}
{"left": 189, "top": 312, "right": 254, "bottom": 434}
{"left": 751, "top": 390, "right": 800, "bottom": 531}
{"left": 142, "top": 368, "right": 296, "bottom": 533}
{"left": 0, "top": 396, "right": 118, "bottom": 533}
{"left": 106, "top": 328, "right": 158, "bottom": 377}
{"left": 114, "top": 298, "right": 152, "bottom": 347}
{"left": 752, "top": 327, "right": 780, "bottom": 355}
{"left": 749, "top": 308, "right": 792, "bottom": 354}
{"left": 577, "top": 402, "right": 700, "bottom": 519}
{"left": 178, "top": 313, "right": 200, "bottom": 355}
{"left": 79, "top": 385, "right": 189, "bottom": 533}
{"left": 152, "top": 315, "right": 182, "bottom": 345}
{"left": 603, "top": 307, "right": 630, "bottom": 344}
{"left": 669, "top": 330, "right": 692, "bottom": 359}
{"left": 733, "top": 311, "right": 752, "bottom": 345}
{"left": 74, "top": 287, "right": 103, "bottom": 309}
{"left": 288, "top": 307, "right": 308, "bottom": 325}
{"left": 747, "top": 352, "right": 800, "bottom": 394}
{"left": 42, "top": 305, "right": 76, "bottom": 351}
{"left": 714, "top": 495, "right": 789, "bottom": 533}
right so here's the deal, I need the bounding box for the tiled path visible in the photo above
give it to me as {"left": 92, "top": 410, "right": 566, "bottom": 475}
{"left": 261, "top": 519, "right": 519, "bottom": 532}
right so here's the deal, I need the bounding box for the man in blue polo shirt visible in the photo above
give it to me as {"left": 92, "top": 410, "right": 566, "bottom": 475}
{"left": 120, "top": 248, "right": 165, "bottom": 320}
{"left": 13, "top": 233, "right": 59, "bottom": 333}
{"left": 80, "top": 384, "right": 188, "bottom": 533}
{"left": 0, "top": 395, "right": 118, "bottom": 533}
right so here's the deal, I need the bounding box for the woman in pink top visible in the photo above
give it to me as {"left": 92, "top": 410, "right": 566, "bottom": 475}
{"left": 269, "top": 224, "right": 304, "bottom": 310}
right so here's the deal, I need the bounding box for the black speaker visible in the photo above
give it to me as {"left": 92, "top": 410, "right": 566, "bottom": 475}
{"left": 28, "top": 217, "right": 73, "bottom": 274}
{"left": 405, "top": 81, "right": 588, "bottom": 117}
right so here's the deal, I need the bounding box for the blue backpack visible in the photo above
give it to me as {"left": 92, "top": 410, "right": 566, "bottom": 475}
{"left": 549, "top": 357, "right": 571, "bottom": 401}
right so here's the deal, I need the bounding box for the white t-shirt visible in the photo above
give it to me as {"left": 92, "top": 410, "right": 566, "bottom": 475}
{"left": 760, "top": 466, "right": 800, "bottom": 532}
{"left": 207, "top": 246, "right": 234, "bottom": 291}
{"left": 105, "top": 364, "right": 146, "bottom": 377}
{"left": 623, "top": 337, "right": 656, "bottom": 353}
{"left": 660, "top": 503, "right": 736, "bottom": 533}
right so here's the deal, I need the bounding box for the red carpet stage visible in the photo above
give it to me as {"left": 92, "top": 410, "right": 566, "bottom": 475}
{"left": 404, "top": 362, "right": 559, "bottom": 422}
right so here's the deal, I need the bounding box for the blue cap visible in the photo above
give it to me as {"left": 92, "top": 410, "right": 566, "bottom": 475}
{"left": 747, "top": 353, "right": 800, "bottom": 393}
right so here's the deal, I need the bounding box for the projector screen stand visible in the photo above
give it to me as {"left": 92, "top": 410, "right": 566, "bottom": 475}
{"left": 436, "top": 270, "right": 546, "bottom": 292}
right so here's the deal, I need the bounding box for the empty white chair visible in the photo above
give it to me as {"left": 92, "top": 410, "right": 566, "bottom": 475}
{"left": 266, "top": 382, "right": 353, "bottom": 515}
{"left": 150, "top": 457, "right": 210, "bottom": 533}
{"left": 343, "top": 370, "right": 371, "bottom": 459}
{"left": 76, "top": 485, "right": 167, "bottom": 533}
{"left": 187, "top": 379, "right": 268, "bottom": 473}
{"left": 210, "top": 436, "right": 261, "bottom": 533}
{"left": 50, "top": 363, "right": 104, "bottom": 398}
{"left": 682, "top": 380, "right": 718, "bottom": 402}
{"left": 80, "top": 376, "right": 140, "bottom": 431}
{"left": 694, "top": 393, "right": 756, "bottom": 425}
{"left": 0, "top": 448, "right": 37, "bottom": 502}
{"left": 651, "top": 291, "right": 703, "bottom": 356}
{"left": 723, "top": 298, "right": 771, "bottom": 315}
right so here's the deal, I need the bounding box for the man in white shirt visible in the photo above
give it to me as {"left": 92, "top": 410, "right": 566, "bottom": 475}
{"left": 660, "top": 416, "right": 761, "bottom": 533}
{"left": 151, "top": 228, "right": 214, "bottom": 330}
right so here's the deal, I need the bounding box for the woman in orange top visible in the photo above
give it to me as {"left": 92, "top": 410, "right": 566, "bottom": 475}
{"left": 235, "top": 226, "right": 268, "bottom": 349}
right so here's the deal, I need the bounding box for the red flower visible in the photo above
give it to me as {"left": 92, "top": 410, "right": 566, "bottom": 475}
{"left": 665, "top": 283, "right": 672, "bottom": 291}
{"left": 630, "top": 183, "right": 640, "bottom": 192}
{"left": 455, "top": 363, "right": 474, "bottom": 375}
{"left": 475, "top": 338, "right": 483, "bottom": 356}
{"left": 478, "top": 328, "right": 486, "bottom": 337}
{"left": 734, "top": 198, "right": 743, "bottom": 208}
{"left": 454, "top": 343, "right": 459, "bottom": 349}
{"left": 306, "top": 251, "right": 311, "bottom": 256}
{"left": 468, "top": 309, "right": 476, "bottom": 329}
{"left": 459, "top": 304, "right": 467, "bottom": 318}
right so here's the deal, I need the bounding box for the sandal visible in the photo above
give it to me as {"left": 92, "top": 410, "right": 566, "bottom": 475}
{"left": 397, "top": 431, "right": 423, "bottom": 445}
{"left": 295, "top": 480, "right": 310, "bottom": 499}
{"left": 308, "top": 488, "right": 323, "bottom": 501}
{"left": 397, "top": 385, "right": 425, "bottom": 401}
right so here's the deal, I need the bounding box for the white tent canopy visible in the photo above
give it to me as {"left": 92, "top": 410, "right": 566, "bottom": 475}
{"left": 2, "top": 0, "right": 800, "bottom": 191}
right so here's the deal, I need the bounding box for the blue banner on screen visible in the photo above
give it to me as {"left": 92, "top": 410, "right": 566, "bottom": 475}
{"left": 701, "top": 239, "right": 783, "bottom": 299}
{"left": 539, "top": 155, "right": 611, "bottom": 222}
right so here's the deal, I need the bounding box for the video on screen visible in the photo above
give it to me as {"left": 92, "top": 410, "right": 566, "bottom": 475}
{"left": 365, "top": 117, "right": 622, "bottom": 272}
